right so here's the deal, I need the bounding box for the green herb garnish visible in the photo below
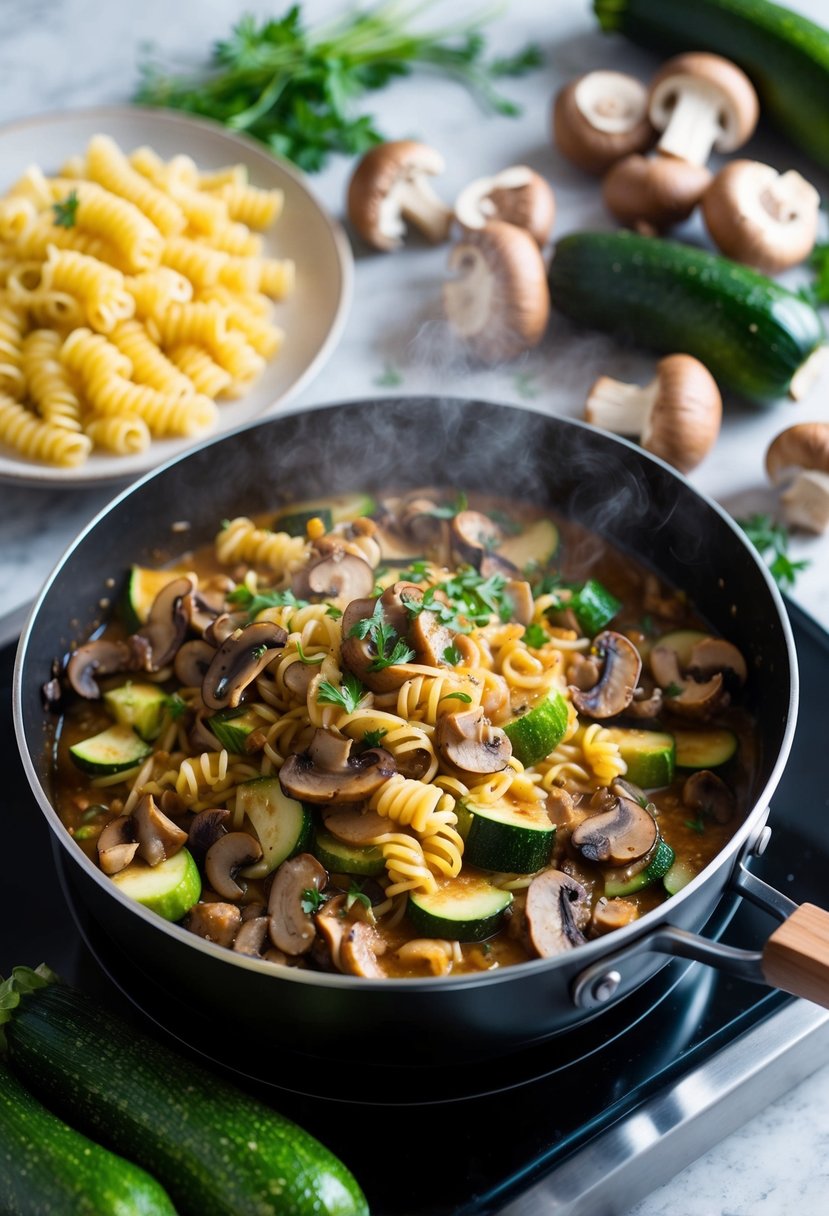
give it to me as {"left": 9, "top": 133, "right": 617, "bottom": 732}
{"left": 295, "top": 640, "right": 325, "bottom": 665}
{"left": 440, "top": 691, "right": 473, "bottom": 704}
{"left": 362, "top": 728, "right": 387, "bottom": 749}
{"left": 317, "top": 672, "right": 366, "bottom": 713}
{"left": 345, "top": 883, "right": 373, "bottom": 915}
{"left": 443, "top": 644, "right": 462, "bottom": 665}
{"left": 300, "top": 887, "right": 327, "bottom": 914}
{"left": 663, "top": 682, "right": 684, "bottom": 699}
{"left": 52, "top": 189, "right": 79, "bottom": 228}
{"left": 325, "top": 603, "right": 343, "bottom": 619}
{"left": 424, "top": 492, "right": 468, "bottom": 520}
{"left": 522, "top": 622, "right": 548, "bottom": 649}
{"left": 228, "top": 584, "right": 308, "bottom": 620}
{"left": 164, "top": 692, "right": 188, "bottom": 720}
{"left": 349, "top": 600, "right": 415, "bottom": 671}
{"left": 684, "top": 817, "right": 706, "bottom": 835}
{"left": 736, "top": 513, "right": 810, "bottom": 592}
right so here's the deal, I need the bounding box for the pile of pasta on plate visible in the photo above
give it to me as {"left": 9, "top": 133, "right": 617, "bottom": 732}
{"left": 0, "top": 134, "right": 293, "bottom": 467}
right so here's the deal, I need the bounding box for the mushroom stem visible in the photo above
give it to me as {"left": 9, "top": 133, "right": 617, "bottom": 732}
{"left": 383, "top": 177, "right": 451, "bottom": 244}
{"left": 780, "top": 469, "right": 829, "bottom": 534}
{"left": 585, "top": 374, "right": 659, "bottom": 439}
{"left": 655, "top": 81, "right": 726, "bottom": 165}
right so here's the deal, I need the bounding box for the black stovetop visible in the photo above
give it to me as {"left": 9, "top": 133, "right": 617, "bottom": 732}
{"left": 4, "top": 601, "right": 828, "bottom": 1216}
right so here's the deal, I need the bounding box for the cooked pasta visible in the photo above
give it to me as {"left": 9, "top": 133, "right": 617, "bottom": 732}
{"left": 0, "top": 134, "right": 294, "bottom": 467}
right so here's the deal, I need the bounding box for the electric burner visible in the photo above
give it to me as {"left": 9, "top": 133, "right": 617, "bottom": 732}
{"left": 5, "top": 600, "right": 829, "bottom": 1216}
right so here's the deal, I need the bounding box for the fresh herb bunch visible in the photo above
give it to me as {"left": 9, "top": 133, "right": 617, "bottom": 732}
{"left": 809, "top": 243, "right": 829, "bottom": 307}
{"left": 136, "top": 1, "right": 542, "bottom": 172}
{"left": 736, "top": 513, "right": 810, "bottom": 591}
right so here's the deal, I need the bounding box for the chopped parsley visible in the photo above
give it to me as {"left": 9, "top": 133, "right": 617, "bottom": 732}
{"left": 300, "top": 887, "right": 327, "bottom": 914}
{"left": 251, "top": 643, "right": 269, "bottom": 661}
{"left": 402, "top": 565, "right": 513, "bottom": 632}
{"left": 317, "top": 672, "right": 366, "bottom": 713}
{"left": 164, "top": 692, "right": 187, "bottom": 720}
{"left": 663, "top": 681, "right": 684, "bottom": 699}
{"left": 684, "top": 817, "right": 706, "bottom": 835}
{"left": 736, "top": 513, "right": 810, "bottom": 592}
{"left": 52, "top": 189, "right": 79, "bottom": 228}
{"left": 325, "top": 603, "right": 343, "bottom": 620}
{"left": 440, "top": 691, "right": 473, "bottom": 704}
{"left": 522, "top": 622, "right": 548, "bottom": 649}
{"left": 228, "top": 584, "right": 309, "bottom": 620}
{"left": 348, "top": 600, "right": 415, "bottom": 671}
{"left": 442, "top": 643, "right": 462, "bottom": 666}
{"left": 423, "top": 491, "right": 468, "bottom": 520}
{"left": 374, "top": 362, "right": 403, "bottom": 388}
{"left": 345, "top": 883, "right": 373, "bottom": 916}
{"left": 362, "top": 728, "right": 387, "bottom": 749}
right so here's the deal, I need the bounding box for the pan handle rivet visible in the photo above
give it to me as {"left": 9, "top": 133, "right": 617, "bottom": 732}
{"left": 591, "top": 970, "right": 621, "bottom": 1003}
{"left": 753, "top": 825, "right": 772, "bottom": 857}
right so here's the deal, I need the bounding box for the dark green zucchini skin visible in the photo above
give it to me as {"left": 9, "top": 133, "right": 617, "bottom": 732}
{"left": 6, "top": 983, "right": 369, "bottom": 1216}
{"left": 548, "top": 231, "right": 825, "bottom": 403}
{"left": 593, "top": 0, "right": 829, "bottom": 171}
{"left": 0, "top": 1061, "right": 177, "bottom": 1216}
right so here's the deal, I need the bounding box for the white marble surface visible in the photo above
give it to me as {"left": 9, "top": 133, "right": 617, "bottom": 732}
{"left": 2, "top": 0, "right": 829, "bottom": 1211}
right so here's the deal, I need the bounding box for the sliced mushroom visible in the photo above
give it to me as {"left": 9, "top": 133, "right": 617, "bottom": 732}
{"left": 682, "top": 769, "right": 735, "bottom": 824}
{"left": 553, "top": 70, "right": 655, "bottom": 175}
{"left": 442, "top": 221, "right": 550, "bottom": 364}
{"left": 204, "top": 611, "right": 250, "bottom": 647}
{"left": 322, "top": 805, "right": 394, "bottom": 845}
{"left": 572, "top": 795, "right": 658, "bottom": 865}
{"left": 766, "top": 423, "right": 829, "bottom": 533}
{"left": 340, "top": 587, "right": 420, "bottom": 694}
{"left": 687, "top": 636, "right": 747, "bottom": 688}
{"left": 398, "top": 496, "right": 449, "bottom": 548}
{"left": 268, "top": 853, "right": 328, "bottom": 955}
{"left": 591, "top": 896, "right": 639, "bottom": 935}
{"left": 339, "top": 921, "right": 385, "bottom": 978}
{"left": 66, "top": 639, "right": 135, "bottom": 700}
{"left": 585, "top": 354, "right": 722, "bottom": 474}
{"left": 292, "top": 550, "right": 375, "bottom": 601}
{"left": 506, "top": 580, "right": 534, "bottom": 626}
{"left": 702, "top": 160, "right": 820, "bottom": 274}
{"left": 283, "top": 659, "right": 318, "bottom": 699}
{"left": 435, "top": 706, "right": 512, "bottom": 775}
{"left": 648, "top": 52, "right": 759, "bottom": 167}
{"left": 570, "top": 631, "right": 642, "bottom": 719}
{"left": 137, "top": 575, "right": 193, "bottom": 670}
{"left": 409, "top": 608, "right": 455, "bottom": 667}
{"left": 132, "top": 793, "right": 187, "bottom": 867}
{"left": 174, "top": 638, "right": 216, "bottom": 687}
{"left": 602, "top": 153, "right": 712, "bottom": 235}
{"left": 233, "top": 916, "right": 270, "bottom": 956}
{"left": 189, "top": 585, "right": 229, "bottom": 636}
{"left": 279, "top": 728, "right": 397, "bottom": 804}
{"left": 346, "top": 140, "right": 452, "bottom": 251}
{"left": 204, "top": 831, "right": 262, "bottom": 900}
{"left": 625, "top": 685, "right": 664, "bottom": 720}
{"left": 454, "top": 165, "right": 555, "bottom": 247}
{"left": 315, "top": 893, "right": 348, "bottom": 970}
{"left": 202, "top": 620, "right": 287, "bottom": 710}
{"left": 184, "top": 900, "right": 241, "bottom": 949}
{"left": 187, "top": 807, "right": 230, "bottom": 864}
{"left": 97, "top": 814, "right": 138, "bottom": 875}
{"left": 450, "top": 510, "right": 502, "bottom": 567}
{"left": 525, "top": 870, "right": 589, "bottom": 958}
{"left": 650, "top": 645, "right": 727, "bottom": 719}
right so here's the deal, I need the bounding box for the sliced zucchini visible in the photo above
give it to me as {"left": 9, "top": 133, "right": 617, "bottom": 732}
{"left": 570, "top": 579, "right": 621, "bottom": 636}
{"left": 462, "top": 798, "right": 556, "bottom": 874}
{"left": 111, "top": 848, "right": 201, "bottom": 921}
{"left": 235, "top": 777, "right": 312, "bottom": 878}
{"left": 604, "top": 839, "right": 676, "bottom": 897}
{"left": 674, "top": 728, "right": 738, "bottom": 770}
{"left": 123, "top": 565, "right": 179, "bottom": 631}
{"left": 504, "top": 689, "right": 569, "bottom": 767}
{"left": 103, "top": 682, "right": 168, "bottom": 742}
{"left": 69, "top": 724, "right": 153, "bottom": 776}
{"left": 273, "top": 493, "right": 375, "bottom": 534}
{"left": 497, "top": 518, "right": 559, "bottom": 573}
{"left": 664, "top": 858, "right": 697, "bottom": 896}
{"left": 408, "top": 875, "right": 513, "bottom": 942}
{"left": 311, "top": 827, "right": 385, "bottom": 878}
{"left": 207, "top": 706, "right": 263, "bottom": 753}
{"left": 602, "top": 727, "right": 675, "bottom": 789}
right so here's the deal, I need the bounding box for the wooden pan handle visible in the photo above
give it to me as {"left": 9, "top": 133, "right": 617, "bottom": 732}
{"left": 763, "top": 903, "right": 829, "bottom": 1009}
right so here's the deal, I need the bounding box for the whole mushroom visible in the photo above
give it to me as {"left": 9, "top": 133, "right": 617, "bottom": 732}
{"left": 647, "top": 52, "right": 759, "bottom": 167}
{"left": 602, "top": 153, "right": 712, "bottom": 234}
{"left": 552, "top": 70, "right": 655, "bottom": 174}
{"left": 442, "top": 221, "right": 550, "bottom": 364}
{"left": 584, "top": 353, "right": 722, "bottom": 473}
{"left": 454, "top": 165, "right": 555, "bottom": 248}
{"left": 766, "top": 423, "right": 829, "bottom": 534}
{"left": 346, "top": 140, "right": 452, "bottom": 252}
{"left": 702, "top": 160, "right": 821, "bottom": 274}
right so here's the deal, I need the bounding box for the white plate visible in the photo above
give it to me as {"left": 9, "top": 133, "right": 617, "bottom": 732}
{"left": 0, "top": 105, "right": 353, "bottom": 488}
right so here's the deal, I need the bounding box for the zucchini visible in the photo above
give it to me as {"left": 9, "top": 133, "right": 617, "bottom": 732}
{"left": 69, "top": 723, "right": 152, "bottom": 775}
{"left": 0, "top": 1059, "right": 177, "bottom": 1216}
{"left": 207, "top": 705, "right": 263, "bottom": 752}
{"left": 235, "top": 777, "right": 312, "bottom": 878}
{"left": 273, "top": 493, "right": 375, "bottom": 534}
{"left": 123, "top": 565, "right": 179, "bottom": 631}
{"left": 547, "top": 231, "right": 826, "bottom": 403}
{"left": 111, "top": 849, "right": 201, "bottom": 922}
{"left": 593, "top": 0, "right": 829, "bottom": 173}
{"left": 602, "top": 727, "right": 675, "bottom": 788}
{"left": 664, "top": 857, "right": 697, "bottom": 895}
{"left": 104, "top": 681, "right": 169, "bottom": 741}
{"left": 604, "top": 839, "right": 676, "bottom": 897}
{"left": 462, "top": 798, "right": 556, "bottom": 873}
{"left": 497, "top": 518, "right": 559, "bottom": 572}
{"left": 674, "top": 727, "right": 738, "bottom": 769}
{"left": 570, "top": 579, "right": 621, "bottom": 636}
{"left": 408, "top": 875, "right": 513, "bottom": 942}
{"left": 1, "top": 969, "right": 369, "bottom": 1216}
{"left": 312, "top": 827, "right": 385, "bottom": 878}
{"left": 504, "top": 689, "right": 569, "bottom": 766}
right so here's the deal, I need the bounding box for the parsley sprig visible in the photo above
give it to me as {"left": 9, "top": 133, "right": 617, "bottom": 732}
{"left": 52, "top": 190, "right": 79, "bottom": 228}
{"left": 348, "top": 600, "right": 415, "bottom": 671}
{"left": 317, "top": 672, "right": 366, "bottom": 713}
{"left": 228, "top": 584, "right": 308, "bottom": 620}
{"left": 401, "top": 565, "right": 512, "bottom": 633}
{"left": 736, "top": 513, "right": 810, "bottom": 591}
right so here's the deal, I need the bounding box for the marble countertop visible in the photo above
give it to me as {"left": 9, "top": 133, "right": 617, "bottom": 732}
{"left": 2, "top": 0, "right": 829, "bottom": 1212}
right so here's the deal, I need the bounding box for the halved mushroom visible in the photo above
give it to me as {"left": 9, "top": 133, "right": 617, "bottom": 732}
{"left": 282, "top": 659, "right": 318, "bottom": 699}
{"left": 702, "top": 160, "right": 820, "bottom": 274}
{"left": 649, "top": 645, "right": 725, "bottom": 719}
{"left": 292, "top": 550, "right": 375, "bottom": 601}
{"left": 174, "top": 638, "right": 216, "bottom": 688}
{"left": 132, "top": 793, "right": 187, "bottom": 867}
{"left": 450, "top": 510, "right": 502, "bottom": 567}
{"left": 552, "top": 70, "right": 655, "bottom": 175}
{"left": 570, "top": 631, "right": 642, "bottom": 719}
{"left": 184, "top": 901, "right": 242, "bottom": 949}
{"left": 766, "top": 423, "right": 829, "bottom": 533}
{"left": 137, "top": 575, "right": 193, "bottom": 670}
{"left": 339, "top": 921, "right": 385, "bottom": 978}
{"left": 279, "top": 728, "right": 397, "bottom": 804}
{"left": 525, "top": 870, "right": 589, "bottom": 958}
{"left": 233, "top": 916, "right": 270, "bottom": 956}
{"left": 572, "top": 795, "right": 658, "bottom": 864}
{"left": 435, "top": 706, "right": 512, "bottom": 775}
{"left": 66, "top": 639, "right": 135, "bottom": 700}
{"left": 585, "top": 354, "right": 722, "bottom": 474}
{"left": 602, "top": 153, "right": 712, "bottom": 234}
{"left": 648, "top": 53, "right": 759, "bottom": 167}
{"left": 204, "top": 830, "right": 263, "bottom": 900}
{"left": 442, "top": 221, "right": 550, "bottom": 364}
{"left": 186, "top": 807, "right": 229, "bottom": 864}
{"left": 97, "top": 815, "right": 138, "bottom": 875}
{"left": 687, "top": 636, "right": 747, "bottom": 688}
{"left": 202, "top": 620, "right": 287, "bottom": 710}
{"left": 682, "top": 769, "right": 735, "bottom": 824}
{"left": 454, "top": 165, "right": 555, "bottom": 247}
{"left": 591, "top": 896, "right": 639, "bottom": 935}
{"left": 346, "top": 140, "right": 452, "bottom": 252}
{"left": 268, "top": 853, "right": 328, "bottom": 955}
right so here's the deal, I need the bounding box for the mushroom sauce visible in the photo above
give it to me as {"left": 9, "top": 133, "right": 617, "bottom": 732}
{"left": 50, "top": 490, "right": 757, "bottom": 979}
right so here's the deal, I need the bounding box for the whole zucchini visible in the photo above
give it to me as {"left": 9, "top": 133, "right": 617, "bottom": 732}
{"left": 0, "top": 1061, "right": 177, "bottom": 1216}
{"left": 547, "top": 230, "right": 826, "bottom": 403}
{"left": 593, "top": 0, "right": 829, "bottom": 171}
{"left": 1, "top": 968, "right": 368, "bottom": 1216}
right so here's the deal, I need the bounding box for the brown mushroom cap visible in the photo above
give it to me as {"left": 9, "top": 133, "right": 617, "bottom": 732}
{"left": 232, "top": 916, "right": 270, "bottom": 956}
{"left": 525, "top": 870, "right": 589, "bottom": 958}
{"left": 66, "top": 638, "right": 135, "bottom": 700}
{"left": 268, "top": 853, "right": 328, "bottom": 955}
{"left": 435, "top": 706, "right": 512, "bottom": 775}
{"left": 186, "top": 807, "right": 230, "bottom": 864}
{"left": 202, "top": 620, "right": 287, "bottom": 710}
{"left": 570, "top": 631, "right": 642, "bottom": 719}
{"left": 649, "top": 645, "right": 726, "bottom": 718}
{"left": 553, "top": 70, "right": 655, "bottom": 175}
{"left": 682, "top": 769, "right": 735, "bottom": 824}
{"left": 137, "top": 575, "right": 193, "bottom": 670}
{"left": 339, "top": 921, "right": 385, "bottom": 978}
{"left": 450, "top": 510, "right": 502, "bottom": 567}
{"left": 279, "top": 728, "right": 397, "bottom": 804}
{"left": 132, "top": 793, "right": 187, "bottom": 867}
{"left": 648, "top": 52, "right": 759, "bottom": 165}
{"left": 340, "top": 586, "right": 422, "bottom": 694}
{"left": 292, "top": 550, "right": 375, "bottom": 601}
{"left": 702, "top": 160, "right": 820, "bottom": 274}
{"left": 585, "top": 354, "right": 722, "bottom": 474}
{"left": 687, "top": 636, "right": 747, "bottom": 687}
{"left": 454, "top": 165, "right": 555, "bottom": 247}
{"left": 184, "top": 900, "right": 241, "bottom": 949}
{"left": 602, "top": 153, "right": 712, "bottom": 234}
{"left": 766, "top": 423, "right": 829, "bottom": 535}
{"left": 572, "top": 795, "right": 658, "bottom": 865}
{"left": 346, "top": 139, "right": 452, "bottom": 252}
{"left": 592, "top": 896, "right": 639, "bottom": 935}
{"left": 174, "top": 638, "right": 216, "bottom": 688}
{"left": 442, "top": 220, "right": 550, "bottom": 364}
{"left": 204, "top": 831, "right": 263, "bottom": 900}
{"left": 97, "top": 814, "right": 138, "bottom": 875}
